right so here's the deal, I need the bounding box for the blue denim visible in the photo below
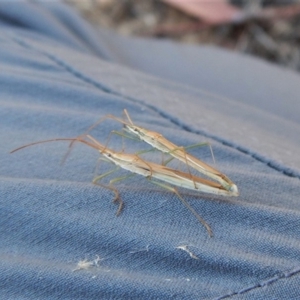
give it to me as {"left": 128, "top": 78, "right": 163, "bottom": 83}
{"left": 1, "top": 1, "right": 300, "bottom": 299}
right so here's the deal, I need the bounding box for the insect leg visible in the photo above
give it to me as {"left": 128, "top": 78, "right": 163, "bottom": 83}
{"left": 92, "top": 167, "right": 124, "bottom": 216}
{"left": 148, "top": 179, "right": 213, "bottom": 237}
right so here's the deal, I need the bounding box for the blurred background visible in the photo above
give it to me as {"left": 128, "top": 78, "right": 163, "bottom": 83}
{"left": 65, "top": 0, "right": 300, "bottom": 72}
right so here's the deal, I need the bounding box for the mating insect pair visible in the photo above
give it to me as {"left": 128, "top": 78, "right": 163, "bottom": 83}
{"left": 11, "top": 110, "right": 239, "bottom": 236}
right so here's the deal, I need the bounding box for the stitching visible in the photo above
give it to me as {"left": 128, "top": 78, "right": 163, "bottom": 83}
{"left": 216, "top": 266, "right": 300, "bottom": 299}
{"left": 10, "top": 35, "right": 300, "bottom": 180}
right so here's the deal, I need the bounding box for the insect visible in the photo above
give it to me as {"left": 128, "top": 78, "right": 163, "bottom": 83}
{"left": 76, "top": 110, "right": 238, "bottom": 195}
{"left": 11, "top": 134, "right": 236, "bottom": 236}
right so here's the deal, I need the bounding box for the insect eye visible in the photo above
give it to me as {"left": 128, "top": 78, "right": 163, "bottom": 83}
{"left": 134, "top": 128, "right": 138, "bottom": 132}
{"left": 107, "top": 153, "right": 111, "bottom": 157}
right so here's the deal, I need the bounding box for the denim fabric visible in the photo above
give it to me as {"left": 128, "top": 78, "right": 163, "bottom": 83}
{"left": 1, "top": 1, "right": 300, "bottom": 299}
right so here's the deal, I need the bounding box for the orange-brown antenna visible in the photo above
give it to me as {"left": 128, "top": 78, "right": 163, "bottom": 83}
{"left": 10, "top": 137, "right": 101, "bottom": 154}
{"left": 123, "top": 109, "right": 134, "bottom": 125}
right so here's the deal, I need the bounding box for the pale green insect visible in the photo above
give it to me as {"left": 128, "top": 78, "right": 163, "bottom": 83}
{"left": 123, "top": 110, "right": 238, "bottom": 196}
{"left": 11, "top": 134, "right": 236, "bottom": 236}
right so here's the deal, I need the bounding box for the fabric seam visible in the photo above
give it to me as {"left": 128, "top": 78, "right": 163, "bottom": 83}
{"left": 216, "top": 266, "right": 300, "bottom": 299}
{"left": 9, "top": 34, "right": 300, "bottom": 180}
